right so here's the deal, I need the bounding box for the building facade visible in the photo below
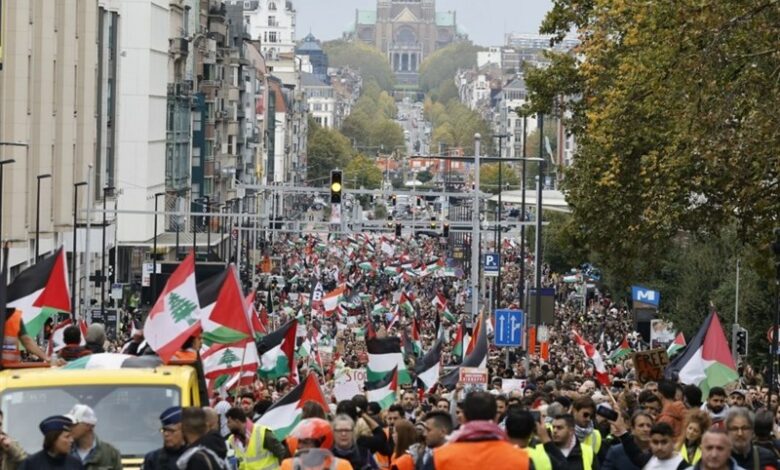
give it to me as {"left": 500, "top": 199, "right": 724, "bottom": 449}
{"left": 0, "top": 0, "right": 119, "bottom": 309}
{"left": 237, "top": 0, "right": 296, "bottom": 59}
{"left": 353, "top": 0, "right": 461, "bottom": 85}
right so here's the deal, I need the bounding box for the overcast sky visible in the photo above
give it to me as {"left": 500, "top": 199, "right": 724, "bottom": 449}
{"left": 293, "top": 0, "right": 554, "bottom": 46}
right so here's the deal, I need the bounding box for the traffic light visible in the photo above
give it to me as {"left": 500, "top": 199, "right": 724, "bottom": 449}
{"left": 416, "top": 197, "right": 422, "bottom": 208}
{"left": 735, "top": 328, "right": 748, "bottom": 356}
{"left": 430, "top": 216, "right": 437, "bottom": 229}
{"left": 442, "top": 223, "right": 449, "bottom": 237}
{"left": 330, "top": 170, "right": 343, "bottom": 204}
{"left": 391, "top": 194, "right": 397, "bottom": 207}
{"left": 394, "top": 223, "right": 402, "bottom": 237}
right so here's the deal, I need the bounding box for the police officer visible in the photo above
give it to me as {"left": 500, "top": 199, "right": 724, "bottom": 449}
{"left": 142, "top": 407, "right": 187, "bottom": 470}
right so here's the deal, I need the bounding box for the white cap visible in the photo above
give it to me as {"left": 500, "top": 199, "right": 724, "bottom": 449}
{"left": 66, "top": 404, "right": 97, "bottom": 425}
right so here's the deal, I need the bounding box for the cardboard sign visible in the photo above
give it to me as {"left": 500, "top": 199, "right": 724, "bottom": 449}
{"left": 459, "top": 367, "right": 488, "bottom": 394}
{"left": 501, "top": 379, "right": 527, "bottom": 394}
{"left": 633, "top": 348, "right": 670, "bottom": 383}
{"left": 334, "top": 368, "right": 366, "bottom": 402}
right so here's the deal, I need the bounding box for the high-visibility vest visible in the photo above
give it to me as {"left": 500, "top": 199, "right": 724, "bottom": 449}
{"left": 528, "top": 444, "right": 552, "bottom": 470}
{"left": 228, "top": 425, "right": 280, "bottom": 470}
{"left": 2, "top": 310, "right": 22, "bottom": 364}
{"left": 582, "top": 430, "right": 602, "bottom": 454}
{"left": 680, "top": 444, "right": 701, "bottom": 464}
{"left": 172, "top": 349, "right": 197, "bottom": 361}
{"left": 433, "top": 440, "right": 531, "bottom": 470}
{"left": 580, "top": 442, "right": 594, "bottom": 470}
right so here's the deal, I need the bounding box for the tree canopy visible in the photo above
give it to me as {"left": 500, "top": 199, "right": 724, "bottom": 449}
{"left": 525, "top": 0, "right": 780, "bottom": 287}
{"left": 480, "top": 163, "right": 520, "bottom": 195}
{"left": 344, "top": 154, "right": 383, "bottom": 190}
{"left": 323, "top": 40, "right": 396, "bottom": 92}
{"left": 341, "top": 83, "right": 405, "bottom": 154}
{"left": 307, "top": 119, "right": 354, "bottom": 183}
{"left": 418, "top": 42, "right": 483, "bottom": 94}
{"left": 424, "top": 98, "right": 492, "bottom": 156}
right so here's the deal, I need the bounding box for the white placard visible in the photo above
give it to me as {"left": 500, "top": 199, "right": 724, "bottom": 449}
{"left": 334, "top": 368, "right": 366, "bottom": 402}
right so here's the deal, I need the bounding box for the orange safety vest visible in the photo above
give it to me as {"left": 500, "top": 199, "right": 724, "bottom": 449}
{"left": 390, "top": 454, "right": 414, "bottom": 470}
{"left": 280, "top": 456, "right": 353, "bottom": 470}
{"left": 433, "top": 439, "right": 531, "bottom": 470}
{"left": 374, "top": 428, "right": 391, "bottom": 469}
{"left": 172, "top": 349, "right": 197, "bottom": 361}
{"left": 2, "top": 310, "right": 22, "bottom": 363}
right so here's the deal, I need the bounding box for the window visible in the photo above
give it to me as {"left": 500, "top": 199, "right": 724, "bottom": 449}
{"left": 268, "top": 1, "right": 277, "bottom": 10}
{"left": 268, "top": 31, "right": 277, "bottom": 43}
{"left": 267, "top": 16, "right": 276, "bottom": 27}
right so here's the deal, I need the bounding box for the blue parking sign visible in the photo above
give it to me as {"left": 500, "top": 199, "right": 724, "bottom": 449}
{"left": 484, "top": 253, "right": 499, "bottom": 277}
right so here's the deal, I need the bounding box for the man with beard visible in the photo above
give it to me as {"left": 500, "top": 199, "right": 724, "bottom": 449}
{"left": 724, "top": 408, "right": 777, "bottom": 470}
{"left": 549, "top": 414, "right": 598, "bottom": 470}
{"left": 701, "top": 388, "right": 729, "bottom": 428}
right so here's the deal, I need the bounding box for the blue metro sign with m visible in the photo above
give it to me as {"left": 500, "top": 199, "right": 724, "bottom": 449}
{"left": 632, "top": 286, "right": 660, "bottom": 308}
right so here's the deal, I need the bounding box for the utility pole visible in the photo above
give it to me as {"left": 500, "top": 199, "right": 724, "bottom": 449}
{"left": 534, "top": 114, "right": 544, "bottom": 327}
{"left": 471, "top": 134, "right": 481, "bottom": 319}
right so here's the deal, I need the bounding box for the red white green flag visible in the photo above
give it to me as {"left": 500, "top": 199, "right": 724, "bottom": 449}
{"left": 144, "top": 251, "right": 201, "bottom": 363}
{"left": 198, "top": 265, "right": 251, "bottom": 345}
{"left": 8, "top": 247, "right": 71, "bottom": 337}
{"left": 608, "top": 337, "right": 632, "bottom": 362}
{"left": 257, "top": 319, "right": 298, "bottom": 381}
{"left": 666, "top": 332, "right": 686, "bottom": 357}
{"left": 666, "top": 311, "right": 737, "bottom": 395}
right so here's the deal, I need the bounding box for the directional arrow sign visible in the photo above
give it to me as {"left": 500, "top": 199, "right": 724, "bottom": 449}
{"left": 494, "top": 309, "right": 524, "bottom": 348}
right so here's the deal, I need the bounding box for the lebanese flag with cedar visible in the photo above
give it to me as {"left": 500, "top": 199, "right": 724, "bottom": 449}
{"left": 144, "top": 251, "right": 201, "bottom": 363}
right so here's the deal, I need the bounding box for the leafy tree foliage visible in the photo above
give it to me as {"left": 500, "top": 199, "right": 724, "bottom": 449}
{"left": 525, "top": 0, "right": 780, "bottom": 286}
{"left": 418, "top": 42, "right": 483, "bottom": 94}
{"left": 323, "top": 40, "right": 396, "bottom": 92}
{"left": 342, "top": 83, "right": 405, "bottom": 153}
{"left": 480, "top": 163, "right": 520, "bottom": 194}
{"left": 307, "top": 120, "right": 353, "bottom": 183}
{"left": 424, "top": 98, "right": 492, "bottom": 156}
{"left": 344, "top": 154, "right": 383, "bottom": 190}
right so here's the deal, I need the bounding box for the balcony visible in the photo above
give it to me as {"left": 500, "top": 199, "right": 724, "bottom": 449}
{"left": 169, "top": 37, "right": 189, "bottom": 57}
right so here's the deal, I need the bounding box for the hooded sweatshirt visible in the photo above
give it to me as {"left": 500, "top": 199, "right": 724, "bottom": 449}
{"left": 657, "top": 401, "right": 687, "bottom": 438}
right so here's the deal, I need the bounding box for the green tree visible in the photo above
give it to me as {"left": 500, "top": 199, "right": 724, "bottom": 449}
{"left": 416, "top": 170, "right": 433, "bottom": 184}
{"left": 323, "top": 41, "right": 396, "bottom": 91}
{"left": 525, "top": 0, "right": 780, "bottom": 285}
{"left": 344, "top": 154, "right": 383, "bottom": 190}
{"left": 418, "top": 42, "right": 483, "bottom": 94}
{"left": 479, "top": 163, "right": 520, "bottom": 194}
{"left": 307, "top": 125, "right": 353, "bottom": 183}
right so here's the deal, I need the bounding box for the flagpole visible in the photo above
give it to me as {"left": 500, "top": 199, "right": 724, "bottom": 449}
{"left": 0, "top": 242, "right": 9, "bottom": 371}
{"left": 233, "top": 343, "right": 249, "bottom": 401}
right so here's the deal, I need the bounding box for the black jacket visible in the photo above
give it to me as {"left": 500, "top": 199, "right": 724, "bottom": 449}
{"left": 141, "top": 445, "right": 186, "bottom": 470}
{"left": 545, "top": 438, "right": 599, "bottom": 470}
{"left": 19, "top": 451, "right": 84, "bottom": 470}
{"left": 179, "top": 435, "right": 228, "bottom": 470}
{"left": 732, "top": 445, "right": 778, "bottom": 470}
{"left": 200, "top": 431, "right": 228, "bottom": 459}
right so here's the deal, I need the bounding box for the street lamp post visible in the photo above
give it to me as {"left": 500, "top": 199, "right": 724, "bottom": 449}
{"left": 101, "top": 186, "right": 114, "bottom": 318}
{"left": 35, "top": 174, "right": 52, "bottom": 260}
{"left": 534, "top": 114, "right": 545, "bottom": 327}
{"left": 72, "top": 181, "right": 88, "bottom": 316}
{"left": 152, "top": 192, "right": 165, "bottom": 304}
{"left": 520, "top": 115, "right": 527, "bottom": 310}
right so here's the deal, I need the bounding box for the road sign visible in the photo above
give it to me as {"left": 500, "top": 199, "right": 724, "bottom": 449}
{"left": 494, "top": 309, "right": 523, "bottom": 347}
{"left": 484, "top": 253, "right": 499, "bottom": 277}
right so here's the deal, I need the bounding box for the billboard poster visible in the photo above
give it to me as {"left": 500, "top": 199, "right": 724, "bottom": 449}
{"left": 650, "top": 319, "right": 676, "bottom": 349}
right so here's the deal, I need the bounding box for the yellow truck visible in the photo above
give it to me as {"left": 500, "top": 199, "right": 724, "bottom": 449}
{"left": 0, "top": 354, "right": 203, "bottom": 469}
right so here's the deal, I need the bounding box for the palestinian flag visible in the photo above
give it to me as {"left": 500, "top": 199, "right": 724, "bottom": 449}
{"left": 608, "top": 337, "right": 632, "bottom": 362}
{"left": 201, "top": 339, "right": 259, "bottom": 380}
{"left": 48, "top": 318, "right": 87, "bottom": 355}
{"left": 257, "top": 373, "right": 328, "bottom": 439}
{"left": 465, "top": 314, "right": 484, "bottom": 357}
{"left": 441, "top": 315, "right": 488, "bottom": 389}
{"left": 666, "top": 332, "right": 686, "bottom": 357}
{"left": 365, "top": 367, "right": 398, "bottom": 410}
{"left": 365, "top": 317, "right": 377, "bottom": 340}
{"left": 452, "top": 321, "right": 466, "bottom": 360}
{"left": 415, "top": 340, "right": 442, "bottom": 393}
{"left": 198, "top": 266, "right": 252, "bottom": 345}
{"left": 8, "top": 247, "right": 71, "bottom": 337}
{"left": 411, "top": 318, "right": 422, "bottom": 356}
{"left": 666, "top": 311, "right": 738, "bottom": 395}
{"left": 246, "top": 291, "right": 267, "bottom": 340}
{"left": 256, "top": 319, "right": 297, "bottom": 381}
{"left": 144, "top": 251, "right": 201, "bottom": 363}
{"left": 398, "top": 293, "right": 414, "bottom": 317}
{"left": 573, "top": 331, "right": 611, "bottom": 386}
{"left": 64, "top": 353, "right": 163, "bottom": 369}
{"left": 322, "top": 284, "right": 346, "bottom": 314}
{"left": 367, "top": 337, "right": 411, "bottom": 385}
